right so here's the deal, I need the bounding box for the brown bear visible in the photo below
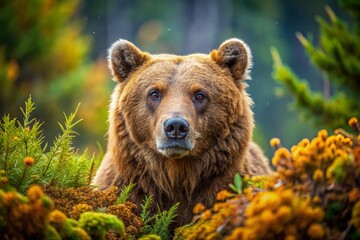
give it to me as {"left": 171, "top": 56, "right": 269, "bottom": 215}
{"left": 93, "top": 38, "right": 271, "bottom": 227}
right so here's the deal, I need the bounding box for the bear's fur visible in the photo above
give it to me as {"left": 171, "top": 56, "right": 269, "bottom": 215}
{"left": 93, "top": 38, "right": 271, "bottom": 227}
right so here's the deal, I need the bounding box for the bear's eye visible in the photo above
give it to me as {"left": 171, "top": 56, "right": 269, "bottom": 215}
{"left": 194, "top": 92, "right": 206, "bottom": 102}
{"left": 149, "top": 90, "right": 160, "bottom": 101}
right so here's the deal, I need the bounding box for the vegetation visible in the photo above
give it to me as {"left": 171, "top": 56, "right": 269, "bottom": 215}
{"left": 0, "top": 0, "right": 89, "bottom": 116}
{"left": 0, "top": 96, "right": 97, "bottom": 193}
{"left": 0, "top": 97, "right": 177, "bottom": 239}
{"left": 2, "top": 97, "right": 359, "bottom": 239}
{"left": 0, "top": 0, "right": 110, "bottom": 150}
{"left": 1, "top": 1, "right": 359, "bottom": 239}
{"left": 272, "top": 0, "right": 360, "bottom": 130}
{"left": 175, "top": 119, "right": 360, "bottom": 239}
{"left": 141, "top": 198, "right": 179, "bottom": 240}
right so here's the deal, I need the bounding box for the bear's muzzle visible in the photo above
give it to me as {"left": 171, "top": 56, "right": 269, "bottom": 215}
{"left": 156, "top": 117, "right": 194, "bottom": 158}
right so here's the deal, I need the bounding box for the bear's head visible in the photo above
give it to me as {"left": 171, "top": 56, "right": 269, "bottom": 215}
{"left": 108, "top": 38, "right": 253, "bottom": 160}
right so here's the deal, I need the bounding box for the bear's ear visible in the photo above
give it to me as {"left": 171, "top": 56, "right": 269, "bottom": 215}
{"left": 108, "top": 39, "right": 150, "bottom": 82}
{"left": 210, "top": 38, "right": 252, "bottom": 82}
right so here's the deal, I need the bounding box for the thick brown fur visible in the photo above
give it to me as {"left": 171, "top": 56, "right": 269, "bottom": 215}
{"left": 93, "top": 38, "right": 271, "bottom": 227}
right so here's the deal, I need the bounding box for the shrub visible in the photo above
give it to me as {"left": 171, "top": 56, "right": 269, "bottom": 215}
{"left": 175, "top": 118, "right": 360, "bottom": 240}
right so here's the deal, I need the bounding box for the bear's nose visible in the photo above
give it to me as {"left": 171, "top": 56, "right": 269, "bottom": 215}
{"left": 164, "top": 117, "right": 189, "bottom": 140}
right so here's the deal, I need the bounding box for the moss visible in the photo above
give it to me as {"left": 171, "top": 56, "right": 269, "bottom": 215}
{"left": 138, "top": 234, "right": 162, "bottom": 240}
{"left": 0, "top": 182, "right": 131, "bottom": 239}
{"left": 78, "top": 212, "right": 125, "bottom": 240}
{"left": 44, "top": 186, "right": 118, "bottom": 216}
{"left": 70, "top": 204, "right": 93, "bottom": 220}
{"left": 106, "top": 202, "right": 143, "bottom": 236}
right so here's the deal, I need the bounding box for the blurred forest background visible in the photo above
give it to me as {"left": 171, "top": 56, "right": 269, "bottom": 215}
{"left": 0, "top": 0, "right": 355, "bottom": 157}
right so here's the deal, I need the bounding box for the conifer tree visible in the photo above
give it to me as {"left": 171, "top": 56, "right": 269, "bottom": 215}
{"left": 272, "top": 0, "right": 360, "bottom": 129}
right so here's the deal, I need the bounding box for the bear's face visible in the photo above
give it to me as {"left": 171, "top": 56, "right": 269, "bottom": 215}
{"left": 109, "top": 39, "right": 253, "bottom": 159}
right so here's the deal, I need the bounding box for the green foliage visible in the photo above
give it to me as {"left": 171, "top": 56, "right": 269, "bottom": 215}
{"left": 229, "top": 173, "right": 267, "bottom": 194}
{"left": 271, "top": 48, "right": 353, "bottom": 128}
{"left": 272, "top": 1, "right": 360, "bottom": 129}
{"left": 149, "top": 203, "right": 179, "bottom": 240}
{"left": 141, "top": 196, "right": 179, "bottom": 240}
{"left": 43, "top": 104, "right": 82, "bottom": 186}
{"left": 0, "top": 98, "right": 178, "bottom": 239}
{"left": 50, "top": 216, "right": 90, "bottom": 240}
{"left": 138, "top": 234, "right": 162, "bottom": 240}
{"left": 115, "top": 183, "right": 136, "bottom": 205}
{"left": 228, "top": 173, "right": 243, "bottom": 194}
{"left": 324, "top": 202, "right": 343, "bottom": 222}
{"left": 0, "top": 0, "right": 111, "bottom": 154}
{"left": 0, "top": 96, "right": 99, "bottom": 193}
{"left": 141, "top": 195, "right": 153, "bottom": 227}
{"left": 78, "top": 212, "right": 125, "bottom": 239}
{"left": 243, "top": 176, "right": 268, "bottom": 189}
{"left": 1, "top": 96, "right": 44, "bottom": 192}
{"left": 0, "top": 0, "right": 90, "bottom": 115}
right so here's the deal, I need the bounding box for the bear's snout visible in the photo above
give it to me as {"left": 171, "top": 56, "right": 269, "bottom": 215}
{"left": 164, "top": 117, "right": 189, "bottom": 140}
{"left": 155, "top": 117, "right": 194, "bottom": 159}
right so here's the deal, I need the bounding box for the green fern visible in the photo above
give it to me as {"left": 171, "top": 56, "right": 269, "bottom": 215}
{"left": 141, "top": 198, "right": 179, "bottom": 240}
{"left": 141, "top": 195, "right": 153, "bottom": 226}
{"left": 151, "top": 203, "right": 179, "bottom": 240}
{"left": 115, "top": 183, "right": 136, "bottom": 204}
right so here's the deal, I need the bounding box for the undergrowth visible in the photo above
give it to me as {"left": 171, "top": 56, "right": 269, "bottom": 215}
{"left": 0, "top": 97, "right": 177, "bottom": 239}
{"left": 0, "top": 96, "right": 98, "bottom": 192}
{"left": 3, "top": 97, "right": 359, "bottom": 240}
{"left": 175, "top": 118, "right": 360, "bottom": 240}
